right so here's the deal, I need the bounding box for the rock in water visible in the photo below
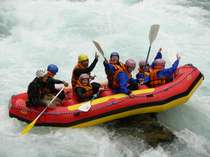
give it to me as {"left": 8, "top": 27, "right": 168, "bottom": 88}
{"left": 104, "top": 113, "right": 176, "bottom": 147}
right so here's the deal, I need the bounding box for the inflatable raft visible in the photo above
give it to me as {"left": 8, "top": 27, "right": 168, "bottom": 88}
{"left": 9, "top": 64, "right": 204, "bottom": 128}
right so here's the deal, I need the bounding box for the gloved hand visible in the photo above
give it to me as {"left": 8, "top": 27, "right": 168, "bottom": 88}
{"left": 176, "top": 53, "right": 181, "bottom": 60}
{"left": 95, "top": 51, "right": 99, "bottom": 59}
{"left": 92, "top": 94, "right": 98, "bottom": 99}
{"left": 158, "top": 48, "right": 162, "bottom": 52}
{"left": 63, "top": 81, "right": 69, "bottom": 87}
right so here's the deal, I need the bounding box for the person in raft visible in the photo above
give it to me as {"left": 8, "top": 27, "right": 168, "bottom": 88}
{"left": 46, "top": 64, "right": 69, "bottom": 101}
{"left": 71, "top": 52, "right": 99, "bottom": 90}
{"left": 26, "top": 69, "right": 51, "bottom": 107}
{"left": 103, "top": 52, "right": 125, "bottom": 88}
{"left": 136, "top": 48, "right": 163, "bottom": 84}
{"left": 143, "top": 53, "right": 181, "bottom": 88}
{"left": 111, "top": 59, "right": 139, "bottom": 97}
{"left": 74, "top": 73, "right": 101, "bottom": 102}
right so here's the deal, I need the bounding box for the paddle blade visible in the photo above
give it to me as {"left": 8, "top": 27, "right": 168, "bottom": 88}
{"left": 149, "top": 24, "right": 160, "bottom": 45}
{"left": 20, "top": 119, "right": 37, "bottom": 136}
{"left": 92, "top": 40, "right": 104, "bottom": 56}
{"left": 78, "top": 101, "right": 91, "bottom": 112}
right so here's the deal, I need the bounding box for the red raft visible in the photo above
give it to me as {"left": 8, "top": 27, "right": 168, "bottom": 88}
{"left": 9, "top": 64, "right": 204, "bottom": 128}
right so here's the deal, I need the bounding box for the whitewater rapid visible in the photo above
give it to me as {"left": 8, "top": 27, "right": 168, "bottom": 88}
{"left": 0, "top": 0, "right": 210, "bottom": 156}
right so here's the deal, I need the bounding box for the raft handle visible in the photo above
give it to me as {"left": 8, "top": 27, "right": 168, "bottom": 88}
{"left": 146, "top": 94, "right": 154, "bottom": 97}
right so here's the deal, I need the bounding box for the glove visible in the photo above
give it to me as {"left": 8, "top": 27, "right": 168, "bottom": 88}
{"left": 92, "top": 94, "right": 98, "bottom": 99}
{"left": 63, "top": 81, "right": 69, "bottom": 87}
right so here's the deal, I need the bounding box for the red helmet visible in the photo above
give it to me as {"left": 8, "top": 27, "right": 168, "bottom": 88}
{"left": 139, "top": 60, "right": 146, "bottom": 67}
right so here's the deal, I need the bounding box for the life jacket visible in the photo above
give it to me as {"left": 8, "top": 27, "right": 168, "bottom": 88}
{"left": 75, "top": 81, "right": 94, "bottom": 102}
{"left": 137, "top": 68, "right": 150, "bottom": 78}
{"left": 106, "top": 61, "right": 124, "bottom": 87}
{"left": 71, "top": 63, "right": 90, "bottom": 89}
{"left": 149, "top": 65, "right": 168, "bottom": 88}
{"left": 111, "top": 64, "right": 132, "bottom": 89}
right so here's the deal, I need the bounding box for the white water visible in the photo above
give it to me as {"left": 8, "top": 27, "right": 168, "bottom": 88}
{"left": 1, "top": 0, "right": 210, "bottom": 156}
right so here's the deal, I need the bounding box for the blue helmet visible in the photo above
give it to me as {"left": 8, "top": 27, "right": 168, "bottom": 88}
{"left": 110, "top": 52, "right": 119, "bottom": 59}
{"left": 47, "top": 64, "right": 58, "bottom": 74}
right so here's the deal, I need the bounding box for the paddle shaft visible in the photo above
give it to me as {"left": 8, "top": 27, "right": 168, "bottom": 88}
{"left": 145, "top": 45, "right": 151, "bottom": 64}
{"left": 20, "top": 87, "right": 65, "bottom": 135}
{"left": 35, "top": 86, "right": 65, "bottom": 119}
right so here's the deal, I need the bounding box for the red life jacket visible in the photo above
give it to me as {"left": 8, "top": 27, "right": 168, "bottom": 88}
{"left": 71, "top": 63, "right": 90, "bottom": 90}
{"left": 149, "top": 65, "right": 168, "bottom": 88}
{"left": 75, "top": 81, "right": 94, "bottom": 102}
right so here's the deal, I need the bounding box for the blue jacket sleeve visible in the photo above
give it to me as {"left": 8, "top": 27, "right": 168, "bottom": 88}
{"left": 103, "top": 61, "right": 115, "bottom": 75}
{"left": 113, "top": 72, "right": 130, "bottom": 95}
{"left": 136, "top": 73, "right": 144, "bottom": 80}
{"left": 151, "top": 51, "right": 162, "bottom": 68}
{"left": 157, "top": 59, "right": 179, "bottom": 79}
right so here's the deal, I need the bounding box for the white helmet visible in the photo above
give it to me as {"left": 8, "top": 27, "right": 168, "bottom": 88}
{"left": 79, "top": 73, "right": 90, "bottom": 81}
{"left": 36, "top": 69, "right": 48, "bottom": 78}
{"left": 125, "top": 59, "right": 136, "bottom": 69}
{"left": 154, "top": 59, "right": 166, "bottom": 66}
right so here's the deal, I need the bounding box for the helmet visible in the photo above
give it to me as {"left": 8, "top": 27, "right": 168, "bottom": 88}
{"left": 47, "top": 64, "right": 58, "bottom": 74}
{"left": 78, "top": 54, "right": 89, "bottom": 62}
{"left": 154, "top": 59, "right": 166, "bottom": 66}
{"left": 110, "top": 52, "right": 119, "bottom": 59}
{"left": 36, "top": 69, "right": 48, "bottom": 78}
{"left": 79, "top": 73, "right": 90, "bottom": 81}
{"left": 139, "top": 60, "right": 146, "bottom": 67}
{"left": 125, "top": 59, "right": 136, "bottom": 68}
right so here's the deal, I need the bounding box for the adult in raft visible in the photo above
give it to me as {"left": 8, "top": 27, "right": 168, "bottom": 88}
{"left": 71, "top": 52, "right": 99, "bottom": 90}
{"left": 75, "top": 73, "right": 101, "bottom": 102}
{"left": 26, "top": 69, "right": 50, "bottom": 107}
{"left": 103, "top": 52, "right": 125, "bottom": 88}
{"left": 111, "top": 59, "right": 139, "bottom": 97}
{"left": 136, "top": 48, "right": 163, "bottom": 83}
{"left": 144, "top": 53, "right": 181, "bottom": 88}
{"left": 46, "top": 64, "right": 69, "bottom": 101}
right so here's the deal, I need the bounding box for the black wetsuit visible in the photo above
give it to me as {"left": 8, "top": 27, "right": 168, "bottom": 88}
{"left": 26, "top": 77, "right": 48, "bottom": 107}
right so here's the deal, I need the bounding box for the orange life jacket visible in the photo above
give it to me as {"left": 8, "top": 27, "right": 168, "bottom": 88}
{"left": 149, "top": 65, "right": 168, "bottom": 88}
{"left": 75, "top": 81, "right": 94, "bottom": 102}
{"left": 137, "top": 68, "right": 150, "bottom": 78}
{"left": 71, "top": 63, "right": 90, "bottom": 89}
{"left": 106, "top": 61, "right": 124, "bottom": 86}
{"left": 111, "top": 64, "right": 132, "bottom": 89}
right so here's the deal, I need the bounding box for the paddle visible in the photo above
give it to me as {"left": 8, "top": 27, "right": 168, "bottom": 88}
{"left": 78, "top": 101, "right": 92, "bottom": 112}
{"left": 92, "top": 40, "right": 108, "bottom": 62}
{"left": 20, "top": 87, "right": 65, "bottom": 136}
{"left": 78, "top": 91, "right": 101, "bottom": 112}
{"left": 145, "top": 24, "right": 160, "bottom": 64}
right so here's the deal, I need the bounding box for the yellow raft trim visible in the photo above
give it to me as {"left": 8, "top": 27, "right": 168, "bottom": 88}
{"left": 67, "top": 88, "right": 155, "bottom": 111}
{"left": 71, "top": 77, "right": 203, "bottom": 128}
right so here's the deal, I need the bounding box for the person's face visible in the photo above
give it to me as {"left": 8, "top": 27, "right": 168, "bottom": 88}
{"left": 110, "top": 56, "right": 119, "bottom": 64}
{"left": 127, "top": 66, "right": 135, "bottom": 73}
{"left": 81, "top": 60, "right": 89, "bottom": 68}
{"left": 81, "top": 78, "right": 89, "bottom": 85}
{"left": 41, "top": 75, "right": 48, "bottom": 82}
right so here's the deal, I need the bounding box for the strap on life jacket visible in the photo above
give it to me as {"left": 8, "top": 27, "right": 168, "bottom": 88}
{"left": 71, "top": 63, "right": 90, "bottom": 89}
{"left": 75, "top": 81, "right": 94, "bottom": 102}
{"left": 106, "top": 61, "right": 124, "bottom": 86}
{"left": 149, "top": 66, "right": 167, "bottom": 88}
{"left": 111, "top": 64, "right": 132, "bottom": 89}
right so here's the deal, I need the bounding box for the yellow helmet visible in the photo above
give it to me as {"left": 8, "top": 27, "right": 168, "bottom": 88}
{"left": 78, "top": 54, "right": 89, "bottom": 62}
